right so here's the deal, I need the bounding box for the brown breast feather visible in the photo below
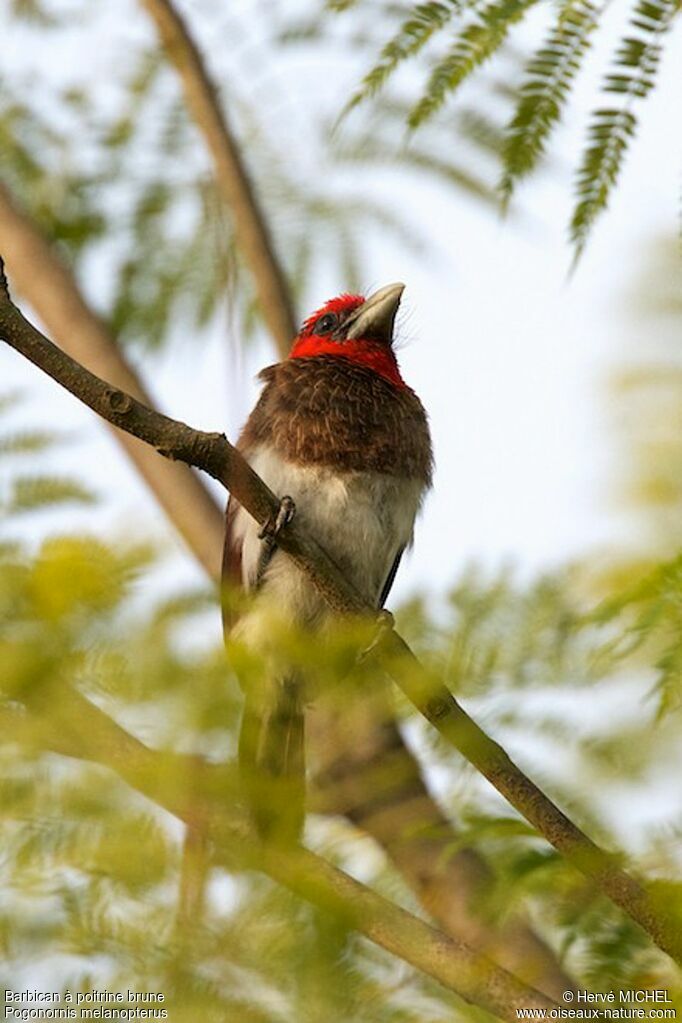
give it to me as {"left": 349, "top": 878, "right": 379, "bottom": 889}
{"left": 221, "top": 355, "right": 433, "bottom": 628}
{"left": 238, "top": 355, "right": 433, "bottom": 482}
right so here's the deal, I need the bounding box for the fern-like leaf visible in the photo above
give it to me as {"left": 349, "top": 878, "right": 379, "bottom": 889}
{"left": 0, "top": 431, "right": 63, "bottom": 456}
{"left": 347, "top": 2, "right": 462, "bottom": 111}
{"left": 8, "top": 476, "right": 97, "bottom": 513}
{"left": 570, "top": 0, "right": 681, "bottom": 258}
{"left": 408, "top": 0, "right": 540, "bottom": 127}
{"left": 501, "top": 0, "right": 601, "bottom": 201}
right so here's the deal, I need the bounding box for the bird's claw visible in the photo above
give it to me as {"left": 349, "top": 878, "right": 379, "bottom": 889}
{"left": 254, "top": 497, "right": 296, "bottom": 588}
{"left": 258, "top": 495, "right": 296, "bottom": 543}
{"left": 358, "top": 609, "right": 395, "bottom": 663}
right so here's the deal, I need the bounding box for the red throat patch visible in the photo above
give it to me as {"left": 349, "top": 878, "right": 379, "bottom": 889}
{"left": 289, "top": 293, "right": 406, "bottom": 389}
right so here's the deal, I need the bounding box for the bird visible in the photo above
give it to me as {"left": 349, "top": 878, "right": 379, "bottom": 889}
{"left": 222, "top": 283, "right": 433, "bottom": 843}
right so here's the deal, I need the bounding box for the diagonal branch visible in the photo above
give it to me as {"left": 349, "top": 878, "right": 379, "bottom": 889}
{"left": 0, "top": 695, "right": 559, "bottom": 1020}
{"left": 2, "top": 258, "right": 680, "bottom": 965}
{"left": 140, "top": 0, "right": 297, "bottom": 357}
{"left": 0, "top": 182, "right": 224, "bottom": 579}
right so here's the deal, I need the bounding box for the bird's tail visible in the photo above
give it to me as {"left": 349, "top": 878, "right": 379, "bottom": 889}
{"left": 238, "top": 675, "right": 305, "bottom": 844}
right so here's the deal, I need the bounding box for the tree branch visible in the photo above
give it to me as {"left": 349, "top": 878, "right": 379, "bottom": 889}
{"left": 0, "top": 182, "right": 224, "bottom": 579}
{"left": 0, "top": 696, "right": 559, "bottom": 1021}
{"left": 140, "top": 0, "right": 297, "bottom": 357}
{"left": 2, "top": 259, "right": 679, "bottom": 965}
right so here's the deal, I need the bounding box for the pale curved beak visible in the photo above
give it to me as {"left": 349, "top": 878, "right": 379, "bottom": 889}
{"left": 344, "top": 282, "right": 405, "bottom": 343}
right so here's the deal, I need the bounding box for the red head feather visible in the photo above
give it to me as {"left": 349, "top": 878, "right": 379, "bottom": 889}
{"left": 289, "top": 292, "right": 406, "bottom": 389}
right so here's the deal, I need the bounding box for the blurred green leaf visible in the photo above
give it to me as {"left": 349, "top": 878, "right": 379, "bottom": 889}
{"left": 8, "top": 476, "right": 98, "bottom": 513}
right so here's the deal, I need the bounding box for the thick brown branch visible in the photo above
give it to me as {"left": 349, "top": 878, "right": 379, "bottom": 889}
{"left": 0, "top": 182, "right": 224, "bottom": 579}
{"left": 0, "top": 696, "right": 559, "bottom": 1021}
{"left": 1, "top": 261, "right": 680, "bottom": 965}
{"left": 140, "top": 0, "right": 297, "bottom": 357}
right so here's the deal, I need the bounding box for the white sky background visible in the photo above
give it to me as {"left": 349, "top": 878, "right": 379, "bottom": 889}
{"left": 2, "top": 0, "right": 682, "bottom": 848}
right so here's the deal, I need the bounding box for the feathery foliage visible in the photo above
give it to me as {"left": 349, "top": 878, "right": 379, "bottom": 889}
{"left": 501, "top": 0, "right": 602, "bottom": 201}
{"left": 332, "top": 94, "right": 509, "bottom": 205}
{"left": 331, "top": 0, "right": 682, "bottom": 255}
{"left": 591, "top": 554, "right": 682, "bottom": 717}
{"left": 408, "top": 0, "right": 539, "bottom": 128}
{"left": 0, "top": 428, "right": 65, "bottom": 455}
{"left": 346, "top": 1, "right": 464, "bottom": 110}
{"left": 7, "top": 475, "right": 97, "bottom": 514}
{"left": 0, "top": 395, "right": 96, "bottom": 516}
{"left": 608, "top": 235, "right": 682, "bottom": 584}
{"left": 570, "top": 0, "right": 681, "bottom": 258}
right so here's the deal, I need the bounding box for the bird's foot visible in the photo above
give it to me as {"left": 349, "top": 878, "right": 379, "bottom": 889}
{"left": 258, "top": 495, "right": 296, "bottom": 543}
{"left": 255, "top": 496, "right": 296, "bottom": 588}
{"left": 358, "top": 609, "right": 395, "bottom": 663}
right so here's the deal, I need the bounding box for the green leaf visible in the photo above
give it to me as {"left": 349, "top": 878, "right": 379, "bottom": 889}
{"left": 408, "top": 0, "right": 539, "bottom": 127}
{"left": 570, "top": 0, "right": 681, "bottom": 259}
{"left": 29, "top": 536, "right": 150, "bottom": 619}
{"left": 570, "top": 106, "right": 637, "bottom": 259}
{"left": 8, "top": 476, "right": 98, "bottom": 513}
{"left": 347, "top": 1, "right": 462, "bottom": 111}
{"left": 501, "top": 0, "right": 600, "bottom": 201}
{"left": 0, "top": 430, "right": 64, "bottom": 456}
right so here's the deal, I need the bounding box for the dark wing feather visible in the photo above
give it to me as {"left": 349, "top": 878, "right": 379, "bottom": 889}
{"left": 379, "top": 547, "right": 404, "bottom": 609}
{"left": 221, "top": 495, "right": 243, "bottom": 635}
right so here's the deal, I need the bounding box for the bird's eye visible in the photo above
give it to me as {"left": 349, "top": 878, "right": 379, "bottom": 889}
{"left": 313, "top": 312, "right": 338, "bottom": 335}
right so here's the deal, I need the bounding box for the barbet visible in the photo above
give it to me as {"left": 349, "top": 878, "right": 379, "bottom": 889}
{"left": 223, "top": 283, "right": 432, "bottom": 841}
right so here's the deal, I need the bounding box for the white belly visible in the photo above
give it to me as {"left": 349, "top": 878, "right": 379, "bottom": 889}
{"left": 231, "top": 444, "right": 424, "bottom": 638}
